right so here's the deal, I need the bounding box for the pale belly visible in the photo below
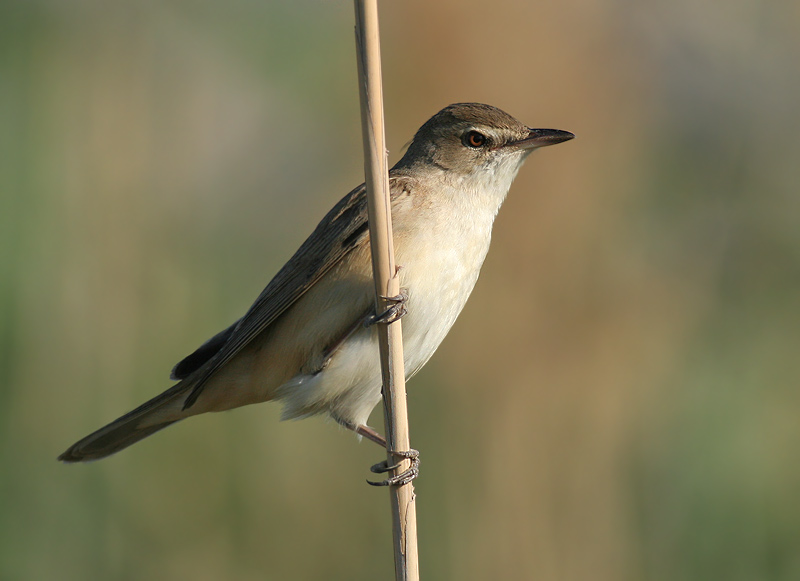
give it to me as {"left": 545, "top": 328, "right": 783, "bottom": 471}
{"left": 276, "top": 209, "right": 495, "bottom": 427}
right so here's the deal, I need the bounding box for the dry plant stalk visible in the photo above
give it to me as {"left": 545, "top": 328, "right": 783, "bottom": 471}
{"left": 353, "top": 1, "right": 420, "bottom": 579}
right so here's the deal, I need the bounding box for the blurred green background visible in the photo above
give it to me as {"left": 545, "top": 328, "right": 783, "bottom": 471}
{"left": 2, "top": 0, "right": 799, "bottom": 579}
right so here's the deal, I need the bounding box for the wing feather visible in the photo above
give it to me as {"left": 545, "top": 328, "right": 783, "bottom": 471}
{"left": 180, "top": 181, "right": 379, "bottom": 409}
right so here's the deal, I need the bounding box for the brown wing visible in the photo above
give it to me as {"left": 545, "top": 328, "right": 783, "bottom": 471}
{"left": 180, "top": 179, "right": 392, "bottom": 409}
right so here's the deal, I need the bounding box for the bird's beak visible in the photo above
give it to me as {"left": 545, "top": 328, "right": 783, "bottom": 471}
{"left": 513, "top": 128, "right": 575, "bottom": 150}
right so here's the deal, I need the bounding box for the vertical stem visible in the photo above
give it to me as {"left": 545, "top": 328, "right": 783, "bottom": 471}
{"left": 353, "top": 1, "right": 419, "bottom": 580}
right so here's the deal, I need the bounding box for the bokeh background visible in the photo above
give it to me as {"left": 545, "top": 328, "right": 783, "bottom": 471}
{"left": 2, "top": 0, "right": 799, "bottom": 579}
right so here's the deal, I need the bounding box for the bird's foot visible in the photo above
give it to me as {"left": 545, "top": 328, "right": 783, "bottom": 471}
{"left": 336, "top": 420, "right": 419, "bottom": 487}
{"left": 363, "top": 289, "right": 408, "bottom": 327}
{"left": 367, "top": 449, "right": 420, "bottom": 487}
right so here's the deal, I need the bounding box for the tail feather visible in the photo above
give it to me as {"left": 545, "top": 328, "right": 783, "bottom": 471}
{"left": 58, "top": 382, "right": 191, "bottom": 463}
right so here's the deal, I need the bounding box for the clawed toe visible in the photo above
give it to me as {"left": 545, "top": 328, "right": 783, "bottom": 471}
{"left": 367, "top": 449, "right": 420, "bottom": 487}
{"left": 363, "top": 289, "right": 409, "bottom": 327}
{"left": 336, "top": 414, "right": 419, "bottom": 486}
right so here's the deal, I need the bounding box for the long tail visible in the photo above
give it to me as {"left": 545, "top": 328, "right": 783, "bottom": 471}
{"left": 58, "top": 382, "right": 192, "bottom": 463}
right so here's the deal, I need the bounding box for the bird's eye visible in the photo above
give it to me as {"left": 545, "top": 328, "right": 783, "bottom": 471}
{"left": 463, "top": 131, "right": 487, "bottom": 148}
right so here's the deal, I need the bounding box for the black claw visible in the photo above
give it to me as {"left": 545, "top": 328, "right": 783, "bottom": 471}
{"left": 363, "top": 290, "right": 409, "bottom": 327}
{"left": 367, "top": 465, "right": 419, "bottom": 487}
{"left": 366, "top": 449, "right": 420, "bottom": 487}
{"left": 370, "top": 460, "right": 402, "bottom": 473}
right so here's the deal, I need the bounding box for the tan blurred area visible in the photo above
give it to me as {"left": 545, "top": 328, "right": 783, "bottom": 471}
{"left": 2, "top": 1, "right": 799, "bottom": 579}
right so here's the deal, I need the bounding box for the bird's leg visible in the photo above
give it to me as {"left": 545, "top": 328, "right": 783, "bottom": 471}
{"left": 317, "top": 316, "right": 365, "bottom": 374}
{"left": 319, "top": 288, "right": 408, "bottom": 371}
{"left": 353, "top": 423, "right": 387, "bottom": 447}
{"left": 363, "top": 289, "right": 409, "bottom": 327}
{"left": 337, "top": 418, "right": 420, "bottom": 487}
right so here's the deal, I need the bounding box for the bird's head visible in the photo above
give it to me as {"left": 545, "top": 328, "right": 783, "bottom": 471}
{"left": 395, "top": 103, "right": 574, "bottom": 192}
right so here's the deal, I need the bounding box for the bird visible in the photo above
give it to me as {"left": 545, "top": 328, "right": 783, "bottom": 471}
{"left": 58, "top": 103, "right": 573, "bottom": 468}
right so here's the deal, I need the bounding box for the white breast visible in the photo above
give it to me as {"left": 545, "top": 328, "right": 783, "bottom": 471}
{"left": 396, "top": 188, "right": 497, "bottom": 379}
{"left": 277, "top": 168, "right": 517, "bottom": 428}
